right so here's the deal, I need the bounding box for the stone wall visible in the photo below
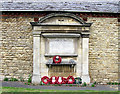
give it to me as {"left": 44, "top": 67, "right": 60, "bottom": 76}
{"left": 0, "top": 14, "right": 2, "bottom": 80}
{"left": 1, "top": 17, "right": 34, "bottom": 80}
{"left": 88, "top": 18, "right": 118, "bottom": 83}
{"left": 1, "top": 14, "right": 119, "bottom": 83}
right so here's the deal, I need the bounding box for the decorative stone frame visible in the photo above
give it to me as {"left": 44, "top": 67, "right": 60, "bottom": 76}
{"left": 43, "top": 33, "right": 79, "bottom": 57}
{"left": 30, "top": 13, "right": 92, "bottom": 84}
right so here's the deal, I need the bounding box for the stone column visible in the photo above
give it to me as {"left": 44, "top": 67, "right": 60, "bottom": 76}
{"left": 81, "top": 32, "right": 90, "bottom": 83}
{"left": 32, "top": 32, "right": 41, "bottom": 84}
{"left": 76, "top": 37, "right": 82, "bottom": 77}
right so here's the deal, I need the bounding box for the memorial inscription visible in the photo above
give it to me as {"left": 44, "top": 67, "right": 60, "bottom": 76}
{"left": 47, "top": 38, "right": 76, "bottom": 55}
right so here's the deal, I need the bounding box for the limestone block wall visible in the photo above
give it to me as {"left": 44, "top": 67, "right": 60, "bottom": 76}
{"left": 0, "top": 16, "right": 2, "bottom": 80}
{"left": 1, "top": 13, "right": 119, "bottom": 83}
{"left": 1, "top": 17, "right": 34, "bottom": 80}
{"left": 87, "top": 18, "right": 119, "bottom": 83}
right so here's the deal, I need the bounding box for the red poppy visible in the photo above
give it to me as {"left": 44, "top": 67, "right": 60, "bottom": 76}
{"left": 41, "top": 76, "right": 49, "bottom": 84}
{"left": 53, "top": 55, "right": 62, "bottom": 64}
{"left": 49, "top": 76, "right": 57, "bottom": 84}
{"left": 56, "top": 76, "right": 64, "bottom": 84}
{"left": 67, "top": 76, "right": 75, "bottom": 84}
{"left": 62, "top": 77, "right": 67, "bottom": 84}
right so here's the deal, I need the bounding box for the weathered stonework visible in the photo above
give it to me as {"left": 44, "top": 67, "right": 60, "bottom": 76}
{"left": 1, "top": 17, "right": 34, "bottom": 80}
{"left": 87, "top": 18, "right": 119, "bottom": 83}
{"left": 0, "top": 13, "right": 119, "bottom": 84}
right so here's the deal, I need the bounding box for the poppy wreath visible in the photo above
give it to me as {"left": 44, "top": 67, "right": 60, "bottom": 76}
{"left": 49, "top": 76, "right": 57, "bottom": 84}
{"left": 67, "top": 76, "right": 75, "bottom": 84}
{"left": 41, "top": 76, "right": 49, "bottom": 84}
{"left": 56, "top": 76, "right": 64, "bottom": 84}
{"left": 53, "top": 55, "right": 62, "bottom": 64}
{"left": 62, "top": 77, "right": 67, "bottom": 84}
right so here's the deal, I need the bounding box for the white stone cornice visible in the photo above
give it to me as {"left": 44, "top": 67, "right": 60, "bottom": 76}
{"left": 33, "top": 31, "right": 41, "bottom": 37}
{"left": 81, "top": 31, "right": 90, "bottom": 38}
{"left": 42, "top": 33, "right": 80, "bottom": 38}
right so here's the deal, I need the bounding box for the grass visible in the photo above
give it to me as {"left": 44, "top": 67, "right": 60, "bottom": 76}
{"left": 1, "top": 87, "right": 120, "bottom": 92}
{"left": 0, "top": 87, "right": 2, "bottom": 94}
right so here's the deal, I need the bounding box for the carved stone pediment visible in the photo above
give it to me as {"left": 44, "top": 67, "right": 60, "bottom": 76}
{"left": 38, "top": 13, "right": 85, "bottom": 24}
{"left": 30, "top": 13, "right": 92, "bottom": 33}
{"left": 30, "top": 13, "right": 92, "bottom": 26}
{"left": 41, "top": 16, "right": 81, "bottom": 25}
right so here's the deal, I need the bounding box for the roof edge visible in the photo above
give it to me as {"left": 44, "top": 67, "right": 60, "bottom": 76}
{"left": 1, "top": 10, "right": 119, "bottom": 14}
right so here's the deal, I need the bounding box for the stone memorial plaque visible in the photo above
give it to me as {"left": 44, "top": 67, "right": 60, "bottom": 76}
{"left": 48, "top": 38, "right": 75, "bottom": 54}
